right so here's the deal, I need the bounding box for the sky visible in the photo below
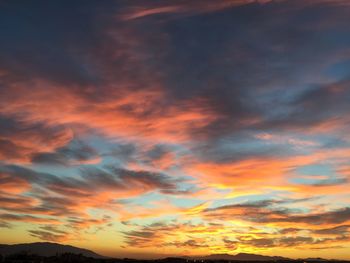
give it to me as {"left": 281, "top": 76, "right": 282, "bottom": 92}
{"left": 0, "top": 0, "right": 350, "bottom": 260}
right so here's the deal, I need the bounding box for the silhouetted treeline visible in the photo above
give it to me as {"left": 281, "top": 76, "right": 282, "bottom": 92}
{"left": 1, "top": 252, "right": 349, "bottom": 263}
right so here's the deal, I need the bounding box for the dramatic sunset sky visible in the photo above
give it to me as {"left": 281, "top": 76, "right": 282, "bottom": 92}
{"left": 1, "top": 0, "right": 350, "bottom": 260}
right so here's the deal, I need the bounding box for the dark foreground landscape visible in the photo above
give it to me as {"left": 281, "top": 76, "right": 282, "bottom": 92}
{"left": 2, "top": 253, "right": 350, "bottom": 263}
{"left": 0, "top": 243, "right": 349, "bottom": 263}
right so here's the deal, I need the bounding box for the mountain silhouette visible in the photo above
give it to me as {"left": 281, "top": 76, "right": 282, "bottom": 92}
{"left": 0, "top": 243, "right": 334, "bottom": 261}
{"left": 0, "top": 242, "right": 104, "bottom": 258}
{"left": 194, "top": 253, "right": 290, "bottom": 261}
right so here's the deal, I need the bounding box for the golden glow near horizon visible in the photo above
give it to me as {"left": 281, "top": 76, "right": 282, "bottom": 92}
{"left": 0, "top": 0, "right": 350, "bottom": 260}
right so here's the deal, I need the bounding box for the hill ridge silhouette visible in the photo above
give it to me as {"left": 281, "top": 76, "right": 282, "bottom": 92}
{"left": 0, "top": 242, "right": 104, "bottom": 258}
{"left": 188, "top": 252, "right": 290, "bottom": 261}
{"left": 0, "top": 242, "right": 344, "bottom": 261}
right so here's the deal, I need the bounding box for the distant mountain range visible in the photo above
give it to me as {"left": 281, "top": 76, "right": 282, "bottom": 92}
{"left": 0, "top": 242, "right": 104, "bottom": 258}
{"left": 0, "top": 242, "right": 339, "bottom": 261}
{"left": 186, "top": 253, "right": 290, "bottom": 261}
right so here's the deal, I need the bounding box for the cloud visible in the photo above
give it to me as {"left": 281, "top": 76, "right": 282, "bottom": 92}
{"left": 31, "top": 139, "right": 100, "bottom": 166}
{"left": 314, "top": 225, "right": 350, "bottom": 235}
{"left": 121, "top": 0, "right": 350, "bottom": 21}
{"left": 203, "top": 200, "right": 350, "bottom": 226}
{"left": 0, "top": 221, "right": 12, "bottom": 228}
{"left": 236, "top": 236, "right": 321, "bottom": 249}
{"left": 165, "top": 239, "right": 210, "bottom": 248}
{"left": 222, "top": 238, "right": 238, "bottom": 250}
{"left": 0, "top": 163, "right": 190, "bottom": 238}
{"left": 1, "top": 0, "right": 350, "bottom": 143}
{"left": 122, "top": 220, "right": 216, "bottom": 249}
{"left": 28, "top": 229, "right": 69, "bottom": 242}
{"left": 0, "top": 0, "right": 122, "bottom": 86}
{"left": 271, "top": 208, "right": 350, "bottom": 225}
{"left": 0, "top": 163, "right": 186, "bottom": 197}
{"left": 1, "top": 0, "right": 350, "bottom": 256}
{"left": 122, "top": 230, "right": 158, "bottom": 247}
{"left": 121, "top": 215, "right": 350, "bottom": 251}
{"left": 0, "top": 115, "right": 72, "bottom": 163}
{"left": 0, "top": 214, "right": 57, "bottom": 224}
{"left": 121, "top": 1, "right": 273, "bottom": 21}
